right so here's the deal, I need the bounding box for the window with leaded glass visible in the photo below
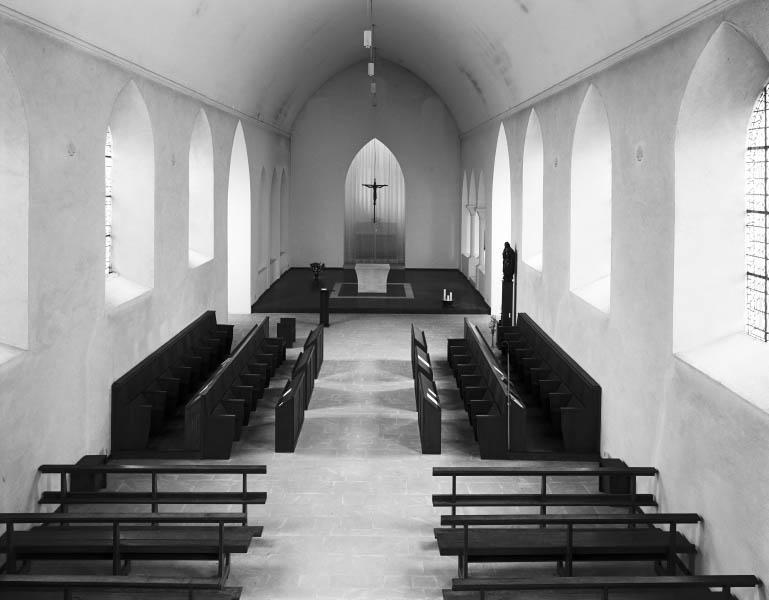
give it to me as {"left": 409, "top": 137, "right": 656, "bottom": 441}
{"left": 105, "top": 126, "right": 114, "bottom": 276}
{"left": 746, "top": 84, "right": 769, "bottom": 342}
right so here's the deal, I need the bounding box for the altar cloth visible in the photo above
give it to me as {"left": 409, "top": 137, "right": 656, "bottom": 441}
{"left": 355, "top": 263, "right": 390, "bottom": 293}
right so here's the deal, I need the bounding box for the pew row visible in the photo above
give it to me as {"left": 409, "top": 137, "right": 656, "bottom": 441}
{"left": 185, "top": 317, "right": 285, "bottom": 458}
{"left": 410, "top": 324, "right": 441, "bottom": 454}
{"left": 275, "top": 324, "right": 325, "bottom": 452}
{"left": 0, "top": 512, "right": 258, "bottom": 579}
{"left": 111, "top": 311, "right": 234, "bottom": 455}
{"left": 498, "top": 313, "right": 601, "bottom": 453}
{"left": 38, "top": 463, "right": 267, "bottom": 523}
{"left": 445, "top": 575, "right": 762, "bottom": 600}
{"left": 0, "top": 575, "right": 243, "bottom": 599}
{"left": 435, "top": 512, "right": 701, "bottom": 578}
{"left": 433, "top": 465, "right": 658, "bottom": 519}
{"left": 450, "top": 319, "right": 525, "bottom": 458}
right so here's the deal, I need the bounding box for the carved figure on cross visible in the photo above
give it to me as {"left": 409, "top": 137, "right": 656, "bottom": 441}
{"left": 362, "top": 177, "right": 388, "bottom": 223}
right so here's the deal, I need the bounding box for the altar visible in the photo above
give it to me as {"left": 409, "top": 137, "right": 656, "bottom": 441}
{"left": 355, "top": 263, "right": 390, "bottom": 293}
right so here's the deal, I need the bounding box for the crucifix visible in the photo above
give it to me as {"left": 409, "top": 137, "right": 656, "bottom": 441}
{"left": 362, "top": 178, "right": 388, "bottom": 223}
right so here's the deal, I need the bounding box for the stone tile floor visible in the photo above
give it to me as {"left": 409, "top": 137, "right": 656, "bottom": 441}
{"left": 24, "top": 313, "right": 650, "bottom": 600}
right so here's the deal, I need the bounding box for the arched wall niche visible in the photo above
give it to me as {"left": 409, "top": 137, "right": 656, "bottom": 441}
{"left": 0, "top": 51, "right": 29, "bottom": 356}
{"left": 490, "top": 123, "right": 512, "bottom": 315}
{"left": 188, "top": 108, "right": 214, "bottom": 267}
{"left": 460, "top": 172, "right": 469, "bottom": 256}
{"left": 279, "top": 169, "right": 289, "bottom": 272}
{"left": 570, "top": 83, "right": 612, "bottom": 313}
{"left": 673, "top": 22, "right": 769, "bottom": 412}
{"left": 468, "top": 171, "right": 479, "bottom": 283}
{"left": 522, "top": 109, "right": 544, "bottom": 272}
{"left": 477, "top": 172, "right": 487, "bottom": 269}
{"left": 227, "top": 121, "right": 252, "bottom": 313}
{"left": 269, "top": 167, "right": 281, "bottom": 282}
{"left": 106, "top": 80, "right": 155, "bottom": 306}
{"left": 253, "top": 166, "right": 270, "bottom": 299}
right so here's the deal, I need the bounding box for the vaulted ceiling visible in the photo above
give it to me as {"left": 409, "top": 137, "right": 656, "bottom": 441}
{"left": 0, "top": 0, "right": 729, "bottom": 133}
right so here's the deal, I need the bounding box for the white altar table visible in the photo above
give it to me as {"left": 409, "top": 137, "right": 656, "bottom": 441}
{"left": 355, "top": 263, "right": 390, "bottom": 293}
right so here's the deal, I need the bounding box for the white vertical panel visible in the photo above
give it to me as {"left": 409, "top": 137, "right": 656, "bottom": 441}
{"left": 344, "top": 138, "right": 405, "bottom": 264}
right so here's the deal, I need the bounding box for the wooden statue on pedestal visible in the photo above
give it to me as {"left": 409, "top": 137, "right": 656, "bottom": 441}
{"left": 501, "top": 242, "right": 516, "bottom": 326}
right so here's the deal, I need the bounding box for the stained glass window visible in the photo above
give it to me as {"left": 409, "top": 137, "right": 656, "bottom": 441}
{"left": 746, "top": 85, "right": 769, "bottom": 342}
{"left": 105, "top": 127, "right": 114, "bottom": 276}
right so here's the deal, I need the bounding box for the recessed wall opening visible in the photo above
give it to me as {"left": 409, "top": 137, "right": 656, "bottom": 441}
{"left": 490, "top": 124, "right": 512, "bottom": 315}
{"left": 674, "top": 22, "right": 769, "bottom": 413}
{"left": 522, "top": 109, "right": 544, "bottom": 271}
{"left": 227, "top": 122, "right": 252, "bottom": 314}
{"left": 461, "top": 172, "right": 470, "bottom": 256}
{"left": 279, "top": 169, "right": 289, "bottom": 272}
{"left": 188, "top": 108, "right": 214, "bottom": 268}
{"left": 270, "top": 168, "right": 281, "bottom": 282}
{"left": 570, "top": 84, "right": 612, "bottom": 312}
{"left": 105, "top": 80, "right": 155, "bottom": 307}
{"left": 344, "top": 138, "right": 405, "bottom": 265}
{"left": 477, "top": 173, "right": 487, "bottom": 272}
{"left": 0, "top": 52, "right": 29, "bottom": 358}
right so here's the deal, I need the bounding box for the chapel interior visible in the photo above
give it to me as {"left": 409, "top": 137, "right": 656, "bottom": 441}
{"left": 0, "top": 1, "right": 768, "bottom": 599}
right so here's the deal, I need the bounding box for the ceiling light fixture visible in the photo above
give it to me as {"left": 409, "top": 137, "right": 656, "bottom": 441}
{"left": 365, "top": 0, "right": 377, "bottom": 107}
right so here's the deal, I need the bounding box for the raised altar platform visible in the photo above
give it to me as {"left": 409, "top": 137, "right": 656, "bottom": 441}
{"left": 355, "top": 263, "right": 390, "bottom": 293}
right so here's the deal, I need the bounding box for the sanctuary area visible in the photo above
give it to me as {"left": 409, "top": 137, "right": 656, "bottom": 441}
{"left": 0, "top": 1, "right": 767, "bottom": 599}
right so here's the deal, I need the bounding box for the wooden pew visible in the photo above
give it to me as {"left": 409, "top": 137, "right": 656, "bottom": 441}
{"left": 185, "top": 318, "right": 285, "bottom": 458}
{"left": 38, "top": 464, "right": 267, "bottom": 523}
{"left": 446, "top": 575, "right": 762, "bottom": 600}
{"left": 436, "top": 512, "right": 700, "bottom": 578}
{"left": 0, "top": 575, "right": 243, "bottom": 599}
{"left": 451, "top": 319, "right": 526, "bottom": 458}
{"left": 433, "top": 465, "right": 658, "bottom": 518}
{"left": 418, "top": 371, "right": 441, "bottom": 454}
{"left": 111, "top": 311, "right": 233, "bottom": 455}
{"left": 499, "top": 313, "right": 601, "bottom": 453}
{"left": 275, "top": 374, "right": 307, "bottom": 452}
{"left": 0, "top": 512, "right": 256, "bottom": 578}
{"left": 303, "top": 325, "right": 324, "bottom": 376}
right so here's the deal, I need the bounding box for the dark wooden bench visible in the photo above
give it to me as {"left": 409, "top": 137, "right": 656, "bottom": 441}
{"left": 38, "top": 464, "right": 267, "bottom": 522}
{"left": 435, "top": 512, "right": 700, "bottom": 578}
{"left": 185, "top": 318, "right": 286, "bottom": 458}
{"left": 498, "top": 313, "right": 601, "bottom": 453}
{"left": 451, "top": 319, "right": 527, "bottom": 457}
{"left": 410, "top": 324, "right": 441, "bottom": 453}
{"left": 303, "top": 324, "right": 324, "bottom": 377}
{"left": 0, "top": 512, "right": 257, "bottom": 578}
{"left": 0, "top": 574, "right": 242, "bottom": 599}
{"left": 277, "top": 316, "right": 296, "bottom": 347}
{"left": 433, "top": 465, "right": 658, "bottom": 518}
{"left": 275, "top": 370, "right": 308, "bottom": 452}
{"left": 111, "top": 311, "right": 234, "bottom": 454}
{"left": 446, "top": 575, "right": 762, "bottom": 600}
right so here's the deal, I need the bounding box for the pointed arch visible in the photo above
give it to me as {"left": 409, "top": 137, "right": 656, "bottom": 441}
{"left": 189, "top": 108, "right": 214, "bottom": 267}
{"left": 570, "top": 84, "right": 612, "bottom": 312}
{"left": 0, "top": 51, "right": 29, "bottom": 353}
{"left": 491, "top": 123, "right": 512, "bottom": 314}
{"left": 522, "top": 109, "right": 544, "bottom": 271}
{"left": 227, "top": 121, "right": 252, "bottom": 313}
{"left": 344, "top": 138, "right": 406, "bottom": 265}
{"left": 105, "top": 80, "right": 155, "bottom": 306}
{"left": 279, "top": 169, "right": 289, "bottom": 272}
{"left": 269, "top": 167, "right": 281, "bottom": 282}
{"left": 460, "top": 172, "right": 470, "bottom": 256}
{"left": 674, "top": 23, "right": 769, "bottom": 352}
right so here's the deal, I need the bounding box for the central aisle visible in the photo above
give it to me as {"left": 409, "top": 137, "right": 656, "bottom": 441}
{"left": 225, "top": 313, "right": 591, "bottom": 600}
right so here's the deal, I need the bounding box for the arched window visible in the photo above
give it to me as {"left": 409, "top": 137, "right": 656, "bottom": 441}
{"left": 476, "top": 172, "right": 486, "bottom": 267}
{"left": 189, "top": 109, "right": 214, "bottom": 267}
{"left": 460, "top": 173, "right": 470, "bottom": 256}
{"left": 227, "top": 122, "right": 252, "bottom": 313}
{"left": 270, "top": 168, "right": 281, "bottom": 282}
{"left": 746, "top": 83, "right": 769, "bottom": 342}
{"left": 280, "top": 169, "right": 289, "bottom": 273}
{"left": 522, "top": 109, "right": 544, "bottom": 271}
{"left": 105, "top": 80, "right": 155, "bottom": 306}
{"left": 0, "top": 52, "right": 29, "bottom": 358}
{"left": 491, "top": 124, "right": 512, "bottom": 313}
{"left": 571, "top": 84, "right": 612, "bottom": 312}
{"left": 105, "top": 127, "right": 114, "bottom": 276}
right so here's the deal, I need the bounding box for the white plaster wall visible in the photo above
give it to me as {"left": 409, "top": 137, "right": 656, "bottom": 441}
{"left": 0, "top": 15, "right": 288, "bottom": 512}
{"left": 461, "top": 0, "right": 769, "bottom": 588}
{"left": 290, "top": 60, "right": 460, "bottom": 269}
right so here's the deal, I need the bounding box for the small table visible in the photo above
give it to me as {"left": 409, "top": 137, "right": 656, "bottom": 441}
{"left": 355, "top": 263, "right": 390, "bottom": 293}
